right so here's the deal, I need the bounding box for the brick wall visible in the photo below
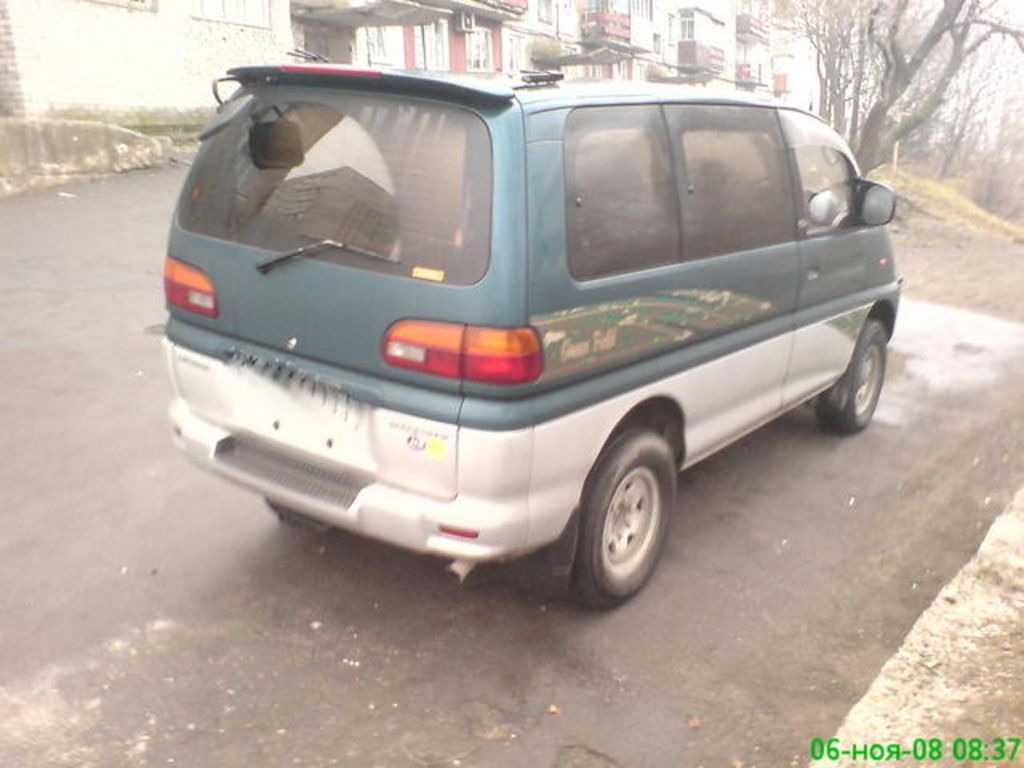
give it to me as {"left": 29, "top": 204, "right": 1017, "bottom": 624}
{"left": 0, "top": 0, "right": 24, "bottom": 116}
{"left": 6, "top": 0, "right": 293, "bottom": 122}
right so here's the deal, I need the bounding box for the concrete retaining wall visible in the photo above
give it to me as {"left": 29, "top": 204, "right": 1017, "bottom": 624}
{"left": 0, "top": 118, "right": 170, "bottom": 197}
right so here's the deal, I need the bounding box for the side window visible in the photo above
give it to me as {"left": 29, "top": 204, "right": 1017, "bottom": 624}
{"left": 780, "top": 111, "right": 858, "bottom": 235}
{"left": 564, "top": 106, "right": 680, "bottom": 281}
{"left": 664, "top": 105, "right": 796, "bottom": 260}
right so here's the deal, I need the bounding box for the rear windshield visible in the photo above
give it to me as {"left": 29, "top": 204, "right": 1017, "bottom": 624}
{"left": 178, "top": 90, "right": 492, "bottom": 285}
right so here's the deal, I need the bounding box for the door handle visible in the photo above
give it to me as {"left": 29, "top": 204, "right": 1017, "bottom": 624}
{"left": 805, "top": 267, "right": 820, "bottom": 281}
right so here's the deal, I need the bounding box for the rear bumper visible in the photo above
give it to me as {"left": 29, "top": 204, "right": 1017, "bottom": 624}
{"left": 165, "top": 341, "right": 562, "bottom": 561}
{"left": 170, "top": 398, "right": 541, "bottom": 560}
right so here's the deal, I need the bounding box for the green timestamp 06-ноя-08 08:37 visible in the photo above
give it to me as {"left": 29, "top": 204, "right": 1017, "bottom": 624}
{"left": 809, "top": 736, "right": 1022, "bottom": 762}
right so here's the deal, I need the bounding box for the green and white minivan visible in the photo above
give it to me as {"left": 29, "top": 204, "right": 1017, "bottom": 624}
{"left": 164, "top": 65, "right": 899, "bottom": 607}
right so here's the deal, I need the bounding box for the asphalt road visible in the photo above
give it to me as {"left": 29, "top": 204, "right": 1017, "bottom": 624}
{"left": 2, "top": 167, "right": 1023, "bottom": 768}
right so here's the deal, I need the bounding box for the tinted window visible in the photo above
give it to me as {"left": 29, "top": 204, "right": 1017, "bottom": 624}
{"left": 564, "top": 106, "right": 680, "bottom": 280}
{"left": 780, "top": 110, "right": 858, "bottom": 235}
{"left": 179, "top": 93, "right": 491, "bottom": 285}
{"left": 665, "top": 105, "right": 795, "bottom": 260}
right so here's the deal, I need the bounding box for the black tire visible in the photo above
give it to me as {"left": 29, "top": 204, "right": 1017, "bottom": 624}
{"left": 574, "top": 430, "right": 677, "bottom": 609}
{"left": 266, "top": 499, "right": 329, "bottom": 532}
{"left": 816, "top": 318, "right": 888, "bottom": 434}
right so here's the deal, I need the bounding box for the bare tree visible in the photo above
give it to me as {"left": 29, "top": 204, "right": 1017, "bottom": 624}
{"left": 935, "top": 55, "right": 992, "bottom": 176}
{"left": 855, "top": 0, "right": 1024, "bottom": 171}
{"left": 790, "top": 0, "right": 866, "bottom": 135}
{"left": 786, "top": 0, "right": 1023, "bottom": 172}
{"left": 972, "top": 89, "right": 1024, "bottom": 220}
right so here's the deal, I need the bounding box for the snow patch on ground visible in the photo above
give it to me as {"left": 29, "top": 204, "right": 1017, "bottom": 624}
{"left": 0, "top": 618, "right": 179, "bottom": 767}
{"left": 875, "top": 300, "right": 1024, "bottom": 426}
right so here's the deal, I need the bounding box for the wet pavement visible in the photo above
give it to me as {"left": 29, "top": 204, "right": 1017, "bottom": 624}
{"left": 2, "top": 167, "right": 1024, "bottom": 768}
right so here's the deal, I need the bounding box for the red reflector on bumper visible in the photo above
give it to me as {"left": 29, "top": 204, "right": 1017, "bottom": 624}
{"left": 440, "top": 525, "right": 480, "bottom": 540}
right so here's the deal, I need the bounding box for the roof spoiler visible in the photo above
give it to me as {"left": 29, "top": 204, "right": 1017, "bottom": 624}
{"left": 221, "top": 64, "right": 517, "bottom": 106}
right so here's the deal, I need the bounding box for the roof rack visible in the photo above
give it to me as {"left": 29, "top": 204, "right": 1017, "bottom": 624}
{"left": 514, "top": 70, "right": 565, "bottom": 89}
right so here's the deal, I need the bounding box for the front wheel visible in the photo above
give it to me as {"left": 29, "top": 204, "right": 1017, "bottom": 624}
{"left": 574, "top": 431, "right": 677, "bottom": 609}
{"left": 816, "top": 318, "right": 888, "bottom": 434}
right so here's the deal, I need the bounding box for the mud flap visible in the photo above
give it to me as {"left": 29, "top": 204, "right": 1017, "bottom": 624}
{"left": 497, "top": 509, "right": 580, "bottom": 595}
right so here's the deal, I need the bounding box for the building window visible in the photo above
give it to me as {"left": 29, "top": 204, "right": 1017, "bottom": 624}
{"left": 538, "top": 0, "right": 553, "bottom": 23}
{"left": 680, "top": 10, "right": 695, "bottom": 40}
{"left": 192, "top": 0, "right": 269, "bottom": 27}
{"left": 414, "top": 20, "right": 450, "bottom": 70}
{"left": 589, "top": 0, "right": 627, "bottom": 12}
{"left": 505, "top": 33, "right": 525, "bottom": 73}
{"left": 632, "top": 0, "right": 652, "bottom": 21}
{"left": 653, "top": 33, "right": 662, "bottom": 54}
{"left": 367, "top": 27, "right": 393, "bottom": 65}
{"left": 667, "top": 13, "right": 677, "bottom": 45}
{"left": 466, "top": 28, "right": 493, "bottom": 71}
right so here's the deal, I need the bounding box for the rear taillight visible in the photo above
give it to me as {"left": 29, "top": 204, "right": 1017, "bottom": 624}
{"left": 382, "top": 320, "right": 542, "bottom": 385}
{"left": 164, "top": 256, "right": 218, "bottom": 317}
{"left": 463, "top": 326, "right": 542, "bottom": 384}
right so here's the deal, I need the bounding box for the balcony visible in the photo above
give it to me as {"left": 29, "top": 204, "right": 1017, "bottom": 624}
{"left": 735, "top": 62, "right": 760, "bottom": 88}
{"left": 676, "top": 40, "right": 724, "bottom": 74}
{"left": 736, "top": 13, "right": 769, "bottom": 44}
{"left": 580, "top": 11, "right": 631, "bottom": 44}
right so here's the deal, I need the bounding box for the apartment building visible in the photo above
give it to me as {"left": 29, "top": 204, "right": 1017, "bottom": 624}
{"left": 0, "top": 0, "right": 294, "bottom": 124}
{"left": 293, "top": 0, "right": 560, "bottom": 76}
{"left": 291, "top": 0, "right": 819, "bottom": 108}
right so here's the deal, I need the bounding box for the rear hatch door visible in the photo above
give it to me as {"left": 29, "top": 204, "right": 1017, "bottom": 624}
{"left": 171, "top": 79, "right": 516, "bottom": 389}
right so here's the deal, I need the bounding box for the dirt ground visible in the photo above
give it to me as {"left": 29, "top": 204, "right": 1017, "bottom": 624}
{"left": 891, "top": 215, "right": 1024, "bottom": 324}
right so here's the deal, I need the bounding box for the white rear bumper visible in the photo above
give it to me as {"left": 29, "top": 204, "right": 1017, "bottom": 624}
{"left": 165, "top": 340, "right": 566, "bottom": 561}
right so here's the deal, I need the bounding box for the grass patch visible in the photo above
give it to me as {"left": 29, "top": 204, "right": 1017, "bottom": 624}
{"left": 871, "top": 165, "right": 1024, "bottom": 243}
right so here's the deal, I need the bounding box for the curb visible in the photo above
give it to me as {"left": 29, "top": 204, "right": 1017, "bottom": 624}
{"left": 811, "top": 488, "right": 1024, "bottom": 767}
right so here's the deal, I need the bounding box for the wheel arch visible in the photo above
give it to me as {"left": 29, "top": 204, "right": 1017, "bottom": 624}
{"left": 598, "top": 395, "right": 685, "bottom": 468}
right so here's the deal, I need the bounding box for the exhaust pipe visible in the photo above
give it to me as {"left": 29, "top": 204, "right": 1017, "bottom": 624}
{"left": 447, "top": 559, "right": 476, "bottom": 583}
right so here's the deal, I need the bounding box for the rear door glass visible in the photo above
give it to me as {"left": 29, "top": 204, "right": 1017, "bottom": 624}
{"left": 178, "top": 91, "right": 492, "bottom": 286}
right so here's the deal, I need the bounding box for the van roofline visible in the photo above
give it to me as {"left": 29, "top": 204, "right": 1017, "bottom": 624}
{"left": 226, "top": 64, "right": 517, "bottom": 106}
{"left": 225, "top": 64, "right": 821, "bottom": 121}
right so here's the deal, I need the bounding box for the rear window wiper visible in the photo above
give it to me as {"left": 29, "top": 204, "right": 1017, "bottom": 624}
{"left": 256, "top": 239, "right": 396, "bottom": 275}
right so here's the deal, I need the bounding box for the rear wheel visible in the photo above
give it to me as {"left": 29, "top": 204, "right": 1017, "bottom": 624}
{"left": 816, "top": 318, "right": 888, "bottom": 434}
{"left": 574, "top": 431, "right": 676, "bottom": 609}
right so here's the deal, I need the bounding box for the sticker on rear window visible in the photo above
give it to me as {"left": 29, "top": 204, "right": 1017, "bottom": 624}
{"left": 411, "top": 267, "right": 445, "bottom": 282}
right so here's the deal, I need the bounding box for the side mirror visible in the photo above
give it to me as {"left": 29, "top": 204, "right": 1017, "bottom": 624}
{"left": 808, "top": 190, "right": 842, "bottom": 227}
{"left": 249, "top": 119, "right": 304, "bottom": 170}
{"left": 859, "top": 182, "right": 896, "bottom": 226}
